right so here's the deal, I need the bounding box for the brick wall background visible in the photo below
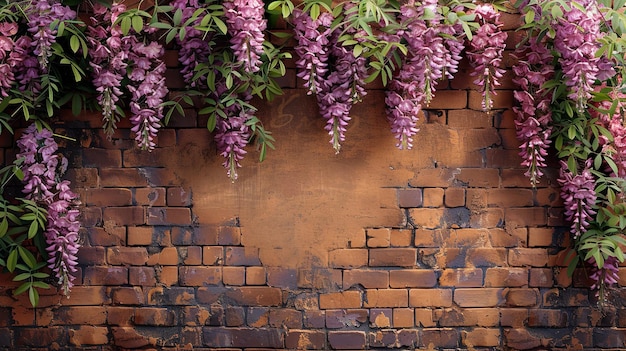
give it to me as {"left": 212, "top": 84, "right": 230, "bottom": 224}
{"left": 0, "top": 14, "right": 625, "bottom": 351}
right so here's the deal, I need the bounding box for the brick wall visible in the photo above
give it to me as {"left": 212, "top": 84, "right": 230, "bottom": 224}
{"left": 1, "top": 16, "right": 625, "bottom": 351}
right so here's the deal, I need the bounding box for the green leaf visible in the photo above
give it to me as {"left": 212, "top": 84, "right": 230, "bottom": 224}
{"left": 525, "top": 9, "right": 535, "bottom": 24}
{"left": 29, "top": 286, "right": 39, "bottom": 307}
{"left": 18, "top": 246, "right": 35, "bottom": 269}
{"left": 13, "top": 282, "right": 29, "bottom": 296}
{"left": 207, "top": 114, "right": 217, "bottom": 132}
{"left": 121, "top": 17, "right": 131, "bottom": 35}
{"left": 132, "top": 15, "right": 144, "bottom": 33}
{"left": 0, "top": 217, "right": 7, "bottom": 238}
{"left": 12, "top": 273, "right": 31, "bottom": 282}
{"left": 69, "top": 35, "right": 80, "bottom": 53}
{"left": 6, "top": 249, "right": 17, "bottom": 272}
{"left": 27, "top": 219, "right": 38, "bottom": 239}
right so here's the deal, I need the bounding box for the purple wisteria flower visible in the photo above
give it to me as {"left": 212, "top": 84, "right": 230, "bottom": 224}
{"left": 554, "top": 0, "right": 615, "bottom": 112}
{"left": 26, "top": 0, "right": 76, "bottom": 71}
{"left": 16, "top": 124, "right": 80, "bottom": 296}
{"left": 512, "top": 32, "right": 555, "bottom": 186}
{"left": 172, "top": 0, "right": 211, "bottom": 87}
{"left": 558, "top": 160, "right": 597, "bottom": 239}
{"left": 466, "top": 3, "right": 507, "bottom": 112}
{"left": 292, "top": 9, "right": 333, "bottom": 95}
{"left": 588, "top": 255, "right": 620, "bottom": 300}
{"left": 224, "top": 0, "right": 267, "bottom": 73}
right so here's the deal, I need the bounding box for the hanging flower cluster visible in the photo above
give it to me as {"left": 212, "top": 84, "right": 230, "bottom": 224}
{"left": 16, "top": 124, "right": 80, "bottom": 296}
{"left": 466, "top": 3, "right": 507, "bottom": 112}
{"left": 224, "top": 0, "right": 267, "bottom": 73}
{"left": 588, "top": 255, "right": 620, "bottom": 300}
{"left": 172, "top": 0, "right": 211, "bottom": 88}
{"left": 26, "top": 0, "right": 76, "bottom": 71}
{"left": 292, "top": 9, "right": 333, "bottom": 95}
{"left": 558, "top": 160, "right": 597, "bottom": 239}
{"left": 512, "top": 32, "right": 554, "bottom": 186}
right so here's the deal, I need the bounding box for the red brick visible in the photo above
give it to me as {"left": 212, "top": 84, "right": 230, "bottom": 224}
{"left": 367, "top": 228, "right": 390, "bottom": 247}
{"left": 54, "top": 306, "right": 107, "bottom": 325}
{"left": 111, "top": 326, "right": 151, "bottom": 349}
{"left": 430, "top": 90, "right": 467, "bottom": 109}
{"left": 106, "top": 306, "right": 135, "bottom": 326}
{"left": 269, "top": 308, "right": 302, "bottom": 328}
{"left": 444, "top": 187, "right": 465, "bottom": 207}
{"left": 529, "top": 268, "right": 553, "bottom": 288}
{"left": 156, "top": 266, "right": 178, "bottom": 286}
{"left": 110, "top": 287, "right": 145, "bottom": 305}
{"left": 364, "top": 289, "right": 408, "bottom": 308}
{"left": 409, "top": 208, "right": 445, "bottom": 229}
{"left": 421, "top": 328, "right": 460, "bottom": 348}
{"left": 129, "top": 267, "right": 156, "bottom": 286}
{"left": 77, "top": 246, "right": 106, "bottom": 265}
{"left": 466, "top": 248, "right": 507, "bottom": 267}
{"left": 410, "top": 168, "right": 461, "bottom": 188}
{"left": 462, "top": 328, "right": 500, "bottom": 347}
{"left": 224, "top": 287, "right": 282, "bottom": 306}
{"left": 203, "top": 246, "right": 224, "bottom": 266}
{"left": 509, "top": 248, "right": 549, "bottom": 267}
{"left": 285, "top": 330, "right": 326, "bottom": 349}
{"left": 147, "top": 207, "right": 192, "bottom": 225}
{"left": 439, "top": 268, "right": 483, "bottom": 287}
{"left": 319, "top": 291, "right": 362, "bottom": 309}
{"left": 66, "top": 168, "right": 99, "bottom": 188}
{"left": 454, "top": 288, "right": 504, "bottom": 307}
{"left": 500, "top": 308, "right": 529, "bottom": 327}
{"left": 505, "top": 288, "right": 539, "bottom": 307}
{"left": 397, "top": 188, "right": 423, "bottom": 208}
{"left": 107, "top": 247, "right": 148, "bottom": 265}
{"left": 505, "top": 207, "right": 547, "bottom": 227}
{"left": 100, "top": 168, "right": 149, "bottom": 187}
{"left": 484, "top": 267, "right": 528, "bottom": 287}
{"left": 486, "top": 189, "right": 533, "bottom": 207}
{"left": 134, "top": 307, "right": 176, "bottom": 326}
{"left": 81, "top": 207, "right": 103, "bottom": 227}
{"left": 127, "top": 226, "right": 153, "bottom": 246}
{"left": 82, "top": 148, "right": 122, "bottom": 167}
{"left": 84, "top": 188, "right": 132, "bottom": 206}
{"left": 267, "top": 267, "right": 297, "bottom": 289}
{"left": 369, "top": 248, "right": 417, "bottom": 267}
{"left": 389, "top": 269, "right": 437, "bottom": 288}
{"left": 179, "top": 266, "right": 221, "bottom": 286}
{"left": 135, "top": 187, "right": 166, "bottom": 206}
{"left": 329, "top": 249, "right": 367, "bottom": 268}
{"left": 390, "top": 229, "right": 412, "bottom": 247}
{"left": 528, "top": 227, "right": 555, "bottom": 247}
{"left": 84, "top": 266, "right": 128, "bottom": 285}
{"left": 69, "top": 325, "right": 109, "bottom": 346}
{"left": 61, "top": 286, "right": 110, "bottom": 306}
{"left": 182, "top": 246, "right": 203, "bottom": 265}
{"left": 146, "top": 246, "right": 179, "bottom": 265}
{"left": 167, "top": 187, "right": 192, "bottom": 206}
{"left": 343, "top": 269, "right": 389, "bottom": 289}
{"left": 223, "top": 266, "right": 245, "bottom": 286}
{"left": 423, "top": 187, "right": 444, "bottom": 207}
{"left": 225, "top": 247, "right": 261, "bottom": 266}
{"left": 245, "top": 266, "right": 266, "bottom": 285}
{"left": 328, "top": 331, "right": 366, "bottom": 350}
{"left": 392, "top": 308, "right": 414, "bottom": 328}
{"left": 369, "top": 308, "right": 392, "bottom": 327}
{"left": 103, "top": 206, "right": 145, "bottom": 226}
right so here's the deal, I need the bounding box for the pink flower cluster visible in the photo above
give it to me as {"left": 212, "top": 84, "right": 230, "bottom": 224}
{"left": 588, "top": 255, "right": 620, "bottom": 299}
{"left": 385, "top": 0, "right": 464, "bottom": 149}
{"left": 0, "top": 23, "right": 18, "bottom": 98}
{"left": 16, "top": 124, "right": 80, "bottom": 296}
{"left": 87, "top": 2, "right": 168, "bottom": 150}
{"left": 224, "top": 0, "right": 267, "bottom": 73}
{"left": 513, "top": 32, "right": 554, "bottom": 186}
{"left": 558, "top": 160, "right": 597, "bottom": 239}
{"left": 172, "top": 0, "right": 212, "bottom": 87}
{"left": 466, "top": 3, "right": 507, "bottom": 111}
{"left": 554, "top": 0, "right": 615, "bottom": 112}
{"left": 292, "top": 9, "right": 333, "bottom": 95}
{"left": 214, "top": 105, "right": 252, "bottom": 181}
{"left": 26, "top": 0, "right": 76, "bottom": 71}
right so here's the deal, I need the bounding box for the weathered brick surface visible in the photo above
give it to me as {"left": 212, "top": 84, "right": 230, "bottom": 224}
{"left": 1, "top": 36, "right": 621, "bottom": 351}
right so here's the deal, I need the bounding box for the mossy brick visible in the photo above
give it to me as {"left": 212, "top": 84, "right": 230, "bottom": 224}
{"left": 369, "top": 248, "right": 417, "bottom": 267}
{"left": 454, "top": 288, "right": 504, "bottom": 307}
{"left": 269, "top": 308, "right": 302, "bottom": 328}
{"left": 69, "top": 325, "right": 109, "bottom": 346}
{"left": 223, "top": 266, "right": 245, "bottom": 286}
{"left": 83, "top": 266, "right": 128, "bottom": 285}
{"left": 423, "top": 188, "right": 444, "bottom": 207}
{"left": 147, "top": 207, "right": 192, "bottom": 225}
{"left": 129, "top": 267, "right": 156, "bottom": 286}
{"left": 509, "top": 248, "right": 548, "bottom": 267}
{"left": 506, "top": 288, "right": 539, "bottom": 307}
{"left": 409, "top": 289, "right": 452, "bottom": 307}
{"left": 466, "top": 248, "right": 507, "bottom": 267}
{"left": 366, "top": 228, "right": 391, "bottom": 247}
{"left": 484, "top": 267, "right": 528, "bottom": 287}
{"left": 420, "top": 328, "right": 459, "bottom": 348}
{"left": 462, "top": 328, "right": 501, "bottom": 347}
{"left": 328, "top": 331, "right": 366, "bottom": 350}
{"left": 329, "top": 249, "right": 367, "bottom": 268}
{"left": 84, "top": 188, "right": 132, "bottom": 206}
{"left": 179, "top": 266, "right": 221, "bottom": 286}
{"left": 100, "top": 168, "right": 149, "bottom": 187}
{"left": 134, "top": 307, "right": 177, "bottom": 326}
{"left": 225, "top": 247, "right": 261, "bottom": 266}
{"left": 167, "top": 187, "right": 192, "bottom": 206}
{"left": 135, "top": 187, "right": 166, "bottom": 206}
{"left": 397, "top": 188, "right": 423, "bottom": 208}
{"left": 109, "top": 287, "right": 145, "bottom": 305}
{"left": 439, "top": 268, "right": 483, "bottom": 287}
{"left": 182, "top": 246, "right": 203, "bottom": 265}
{"left": 319, "top": 291, "right": 362, "bottom": 309}
{"left": 107, "top": 247, "right": 148, "bottom": 265}
{"left": 267, "top": 267, "right": 297, "bottom": 289}
{"left": 285, "top": 330, "right": 326, "bottom": 350}
{"left": 389, "top": 269, "right": 437, "bottom": 288}
{"left": 343, "top": 269, "right": 389, "bottom": 289}
{"left": 225, "top": 306, "right": 245, "bottom": 326}
{"left": 224, "top": 287, "right": 282, "bottom": 306}
{"left": 127, "top": 226, "right": 153, "bottom": 246}
{"left": 202, "top": 327, "right": 283, "bottom": 348}
{"left": 364, "top": 289, "right": 408, "bottom": 308}
{"left": 103, "top": 207, "right": 145, "bottom": 226}
{"left": 246, "top": 266, "right": 266, "bottom": 285}
{"left": 82, "top": 148, "right": 122, "bottom": 167}
{"left": 77, "top": 246, "right": 106, "bottom": 265}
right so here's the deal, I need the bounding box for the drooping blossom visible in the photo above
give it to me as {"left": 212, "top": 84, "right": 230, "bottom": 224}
{"left": 0, "top": 22, "right": 17, "bottom": 98}
{"left": 292, "top": 9, "right": 333, "bottom": 95}
{"left": 16, "top": 124, "right": 80, "bottom": 296}
{"left": 224, "top": 0, "right": 267, "bottom": 73}
{"left": 466, "top": 3, "right": 507, "bottom": 112}
{"left": 385, "top": 0, "right": 463, "bottom": 149}
{"left": 588, "top": 255, "right": 620, "bottom": 301}
{"left": 558, "top": 160, "right": 597, "bottom": 239}
{"left": 512, "top": 28, "right": 555, "bottom": 186}
{"left": 172, "top": 0, "right": 211, "bottom": 87}
{"left": 553, "top": 0, "right": 615, "bottom": 112}
{"left": 316, "top": 3, "right": 368, "bottom": 153}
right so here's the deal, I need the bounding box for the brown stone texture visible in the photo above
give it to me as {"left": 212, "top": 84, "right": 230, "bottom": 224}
{"left": 1, "top": 34, "right": 623, "bottom": 351}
